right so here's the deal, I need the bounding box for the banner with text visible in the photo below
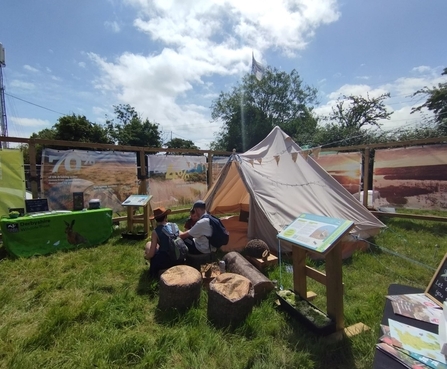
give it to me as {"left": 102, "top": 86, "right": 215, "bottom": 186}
{"left": 42, "top": 149, "right": 138, "bottom": 212}
{"left": 148, "top": 155, "right": 207, "bottom": 208}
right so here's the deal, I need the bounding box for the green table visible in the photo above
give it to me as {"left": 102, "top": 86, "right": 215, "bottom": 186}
{"left": 1, "top": 208, "right": 113, "bottom": 257}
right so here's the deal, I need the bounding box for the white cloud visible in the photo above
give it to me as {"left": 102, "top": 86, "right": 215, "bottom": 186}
{"left": 10, "top": 80, "right": 36, "bottom": 91}
{"left": 23, "top": 64, "right": 39, "bottom": 72}
{"left": 104, "top": 20, "right": 121, "bottom": 33}
{"left": 90, "top": 0, "right": 340, "bottom": 148}
{"left": 315, "top": 69, "right": 447, "bottom": 132}
{"left": 78, "top": 61, "right": 86, "bottom": 68}
{"left": 10, "top": 117, "right": 50, "bottom": 127}
{"left": 8, "top": 117, "right": 51, "bottom": 138}
{"left": 412, "top": 65, "right": 431, "bottom": 74}
{"left": 327, "top": 84, "right": 388, "bottom": 100}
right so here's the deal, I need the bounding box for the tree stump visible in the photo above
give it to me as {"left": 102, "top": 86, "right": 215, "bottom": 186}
{"left": 207, "top": 273, "right": 254, "bottom": 328}
{"left": 158, "top": 265, "right": 202, "bottom": 312}
{"left": 223, "top": 251, "right": 274, "bottom": 303}
{"left": 186, "top": 252, "right": 215, "bottom": 271}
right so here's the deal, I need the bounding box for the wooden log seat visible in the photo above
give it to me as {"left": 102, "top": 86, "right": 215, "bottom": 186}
{"left": 207, "top": 273, "right": 254, "bottom": 328}
{"left": 158, "top": 265, "right": 202, "bottom": 312}
{"left": 223, "top": 251, "right": 275, "bottom": 303}
{"left": 186, "top": 252, "right": 216, "bottom": 271}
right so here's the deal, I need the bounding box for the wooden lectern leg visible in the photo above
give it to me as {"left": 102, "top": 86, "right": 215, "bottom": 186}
{"left": 325, "top": 242, "right": 344, "bottom": 331}
{"left": 292, "top": 246, "right": 307, "bottom": 299}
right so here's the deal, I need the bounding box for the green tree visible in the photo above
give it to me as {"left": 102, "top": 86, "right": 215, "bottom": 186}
{"left": 23, "top": 115, "right": 111, "bottom": 164}
{"left": 106, "top": 104, "right": 162, "bottom": 147}
{"left": 52, "top": 114, "right": 111, "bottom": 143}
{"left": 210, "top": 68, "right": 318, "bottom": 151}
{"left": 165, "top": 138, "right": 200, "bottom": 154}
{"left": 411, "top": 67, "right": 447, "bottom": 134}
{"left": 328, "top": 93, "right": 392, "bottom": 130}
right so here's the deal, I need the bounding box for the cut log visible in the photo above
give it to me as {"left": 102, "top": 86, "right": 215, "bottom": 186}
{"left": 223, "top": 251, "right": 275, "bottom": 303}
{"left": 158, "top": 265, "right": 202, "bottom": 311}
{"left": 207, "top": 273, "right": 254, "bottom": 328}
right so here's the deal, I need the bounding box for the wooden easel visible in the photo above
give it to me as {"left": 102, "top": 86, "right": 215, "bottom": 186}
{"left": 285, "top": 234, "right": 369, "bottom": 338}
{"left": 122, "top": 195, "right": 154, "bottom": 235}
{"left": 278, "top": 213, "right": 369, "bottom": 338}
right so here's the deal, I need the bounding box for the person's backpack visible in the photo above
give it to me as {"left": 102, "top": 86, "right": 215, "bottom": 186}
{"left": 202, "top": 214, "right": 229, "bottom": 249}
{"left": 161, "top": 223, "right": 189, "bottom": 262}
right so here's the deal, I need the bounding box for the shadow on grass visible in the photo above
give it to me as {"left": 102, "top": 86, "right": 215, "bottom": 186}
{"left": 279, "top": 309, "right": 356, "bottom": 369}
{"left": 0, "top": 245, "right": 9, "bottom": 260}
{"left": 136, "top": 269, "right": 159, "bottom": 299}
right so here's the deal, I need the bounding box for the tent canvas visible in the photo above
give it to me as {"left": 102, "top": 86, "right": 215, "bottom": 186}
{"left": 205, "top": 126, "right": 385, "bottom": 257}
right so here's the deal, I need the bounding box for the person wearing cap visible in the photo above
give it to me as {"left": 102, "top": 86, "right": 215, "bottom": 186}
{"left": 183, "top": 208, "right": 198, "bottom": 230}
{"left": 144, "top": 207, "right": 181, "bottom": 278}
{"left": 179, "top": 200, "right": 215, "bottom": 254}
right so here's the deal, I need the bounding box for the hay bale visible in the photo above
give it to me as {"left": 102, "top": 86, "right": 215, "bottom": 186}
{"left": 207, "top": 273, "right": 254, "bottom": 328}
{"left": 158, "top": 265, "right": 202, "bottom": 311}
{"left": 223, "top": 251, "right": 275, "bottom": 302}
{"left": 243, "top": 239, "right": 270, "bottom": 258}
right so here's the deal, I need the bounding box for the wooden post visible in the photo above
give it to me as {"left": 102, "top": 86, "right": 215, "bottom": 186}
{"left": 292, "top": 246, "right": 307, "bottom": 298}
{"left": 363, "top": 148, "right": 370, "bottom": 208}
{"left": 127, "top": 206, "right": 134, "bottom": 233}
{"left": 207, "top": 151, "right": 213, "bottom": 189}
{"left": 325, "top": 241, "right": 344, "bottom": 331}
{"left": 28, "top": 142, "right": 38, "bottom": 198}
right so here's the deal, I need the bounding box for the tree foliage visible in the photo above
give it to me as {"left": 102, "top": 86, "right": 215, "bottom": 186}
{"left": 106, "top": 104, "right": 162, "bottom": 147}
{"left": 24, "top": 114, "right": 111, "bottom": 164}
{"left": 210, "top": 68, "right": 318, "bottom": 151}
{"left": 164, "top": 137, "right": 201, "bottom": 155}
{"left": 327, "top": 93, "right": 392, "bottom": 130}
{"left": 53, "top": 114, "right": 112, "bottom": 143}
{"left": 411, "top": 67, "right": 447, "bottom": 134}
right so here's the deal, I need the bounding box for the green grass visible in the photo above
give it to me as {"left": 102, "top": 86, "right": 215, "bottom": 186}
{"left": 1, "top": 211, "right": 446, "bottom": 368}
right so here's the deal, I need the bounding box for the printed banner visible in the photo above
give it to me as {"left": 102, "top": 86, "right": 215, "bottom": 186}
{"left": 0, "top": 149, "right": 26, "bottom": 216}
{"left": 314, "top": 152, "right": 361, "bottom": 195}
{"left": 1, "top": 208, "right": 112, "bottom": 258}
{"left": 373, "top": 145, "right": 447, "bottom": 210}
{"left": 148, "top": 155, "right": 207, "bottom": 208}
{"left": 42, "top": 149, "right": 138, "bottom": 213}
{"left": 211, "top": 156, "right": 230, "bottom": 183}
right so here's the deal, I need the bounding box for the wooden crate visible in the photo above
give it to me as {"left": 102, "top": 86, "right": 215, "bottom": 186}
{"left": 245, "top": 254, "right": 278, "bottom": 270}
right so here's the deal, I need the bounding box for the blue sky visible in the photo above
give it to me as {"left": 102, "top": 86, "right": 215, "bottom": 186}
{"left": 1, "top": 0, "right": 446, "bottom": 149}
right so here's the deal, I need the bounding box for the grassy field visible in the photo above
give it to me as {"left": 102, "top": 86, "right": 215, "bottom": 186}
{"left": 1, "top": 210, "right": 446, "bottom": 369}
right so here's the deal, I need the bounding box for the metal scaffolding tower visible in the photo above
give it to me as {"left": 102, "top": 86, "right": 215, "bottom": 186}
{"left": 0, "top": 43, "right": 8, "bottom": 149}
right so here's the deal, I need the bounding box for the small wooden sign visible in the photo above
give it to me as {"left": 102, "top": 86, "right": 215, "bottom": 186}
{"left": 425, "top": 253, "right": 447, "bottom": 307}
{"left": 122, "top": 195, "right": 151, "bottom": 207}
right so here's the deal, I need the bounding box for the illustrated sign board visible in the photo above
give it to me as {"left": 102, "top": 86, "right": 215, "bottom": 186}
{"left": 277, "top": 213, "right": 354, "bottom": 254}
{"left": 425, "top": 252, "right": 447, "bottom": 306}
{"left": 122, "top": 195, "right": 152, "bottom": 207}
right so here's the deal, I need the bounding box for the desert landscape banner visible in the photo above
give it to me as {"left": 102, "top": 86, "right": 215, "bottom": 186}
{"left": 314, "top": 152, "right": 362, "bottom": 195}
{"left": 373, "top": 145, "right": 447, "bottom": 210}
{"left": 148, "top": 155, "right": 207, "bottom": 208}
{"left": 42, "top": 149, "right": 138, "bottom": 213}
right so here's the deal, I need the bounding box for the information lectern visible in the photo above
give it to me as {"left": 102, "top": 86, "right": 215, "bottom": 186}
{"left": 121, "top": 195, "right": 154, "bottom": 236}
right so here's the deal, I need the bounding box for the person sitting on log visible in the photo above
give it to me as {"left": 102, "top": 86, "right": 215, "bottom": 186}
{"left": 144, "top": 207, "right": 181, "bottom": 279}
{"left": 184, "top": 208, "right": 197, "bottom": 230}
{"left": 179, "top": 200, "right": 215, "bottom": 255}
